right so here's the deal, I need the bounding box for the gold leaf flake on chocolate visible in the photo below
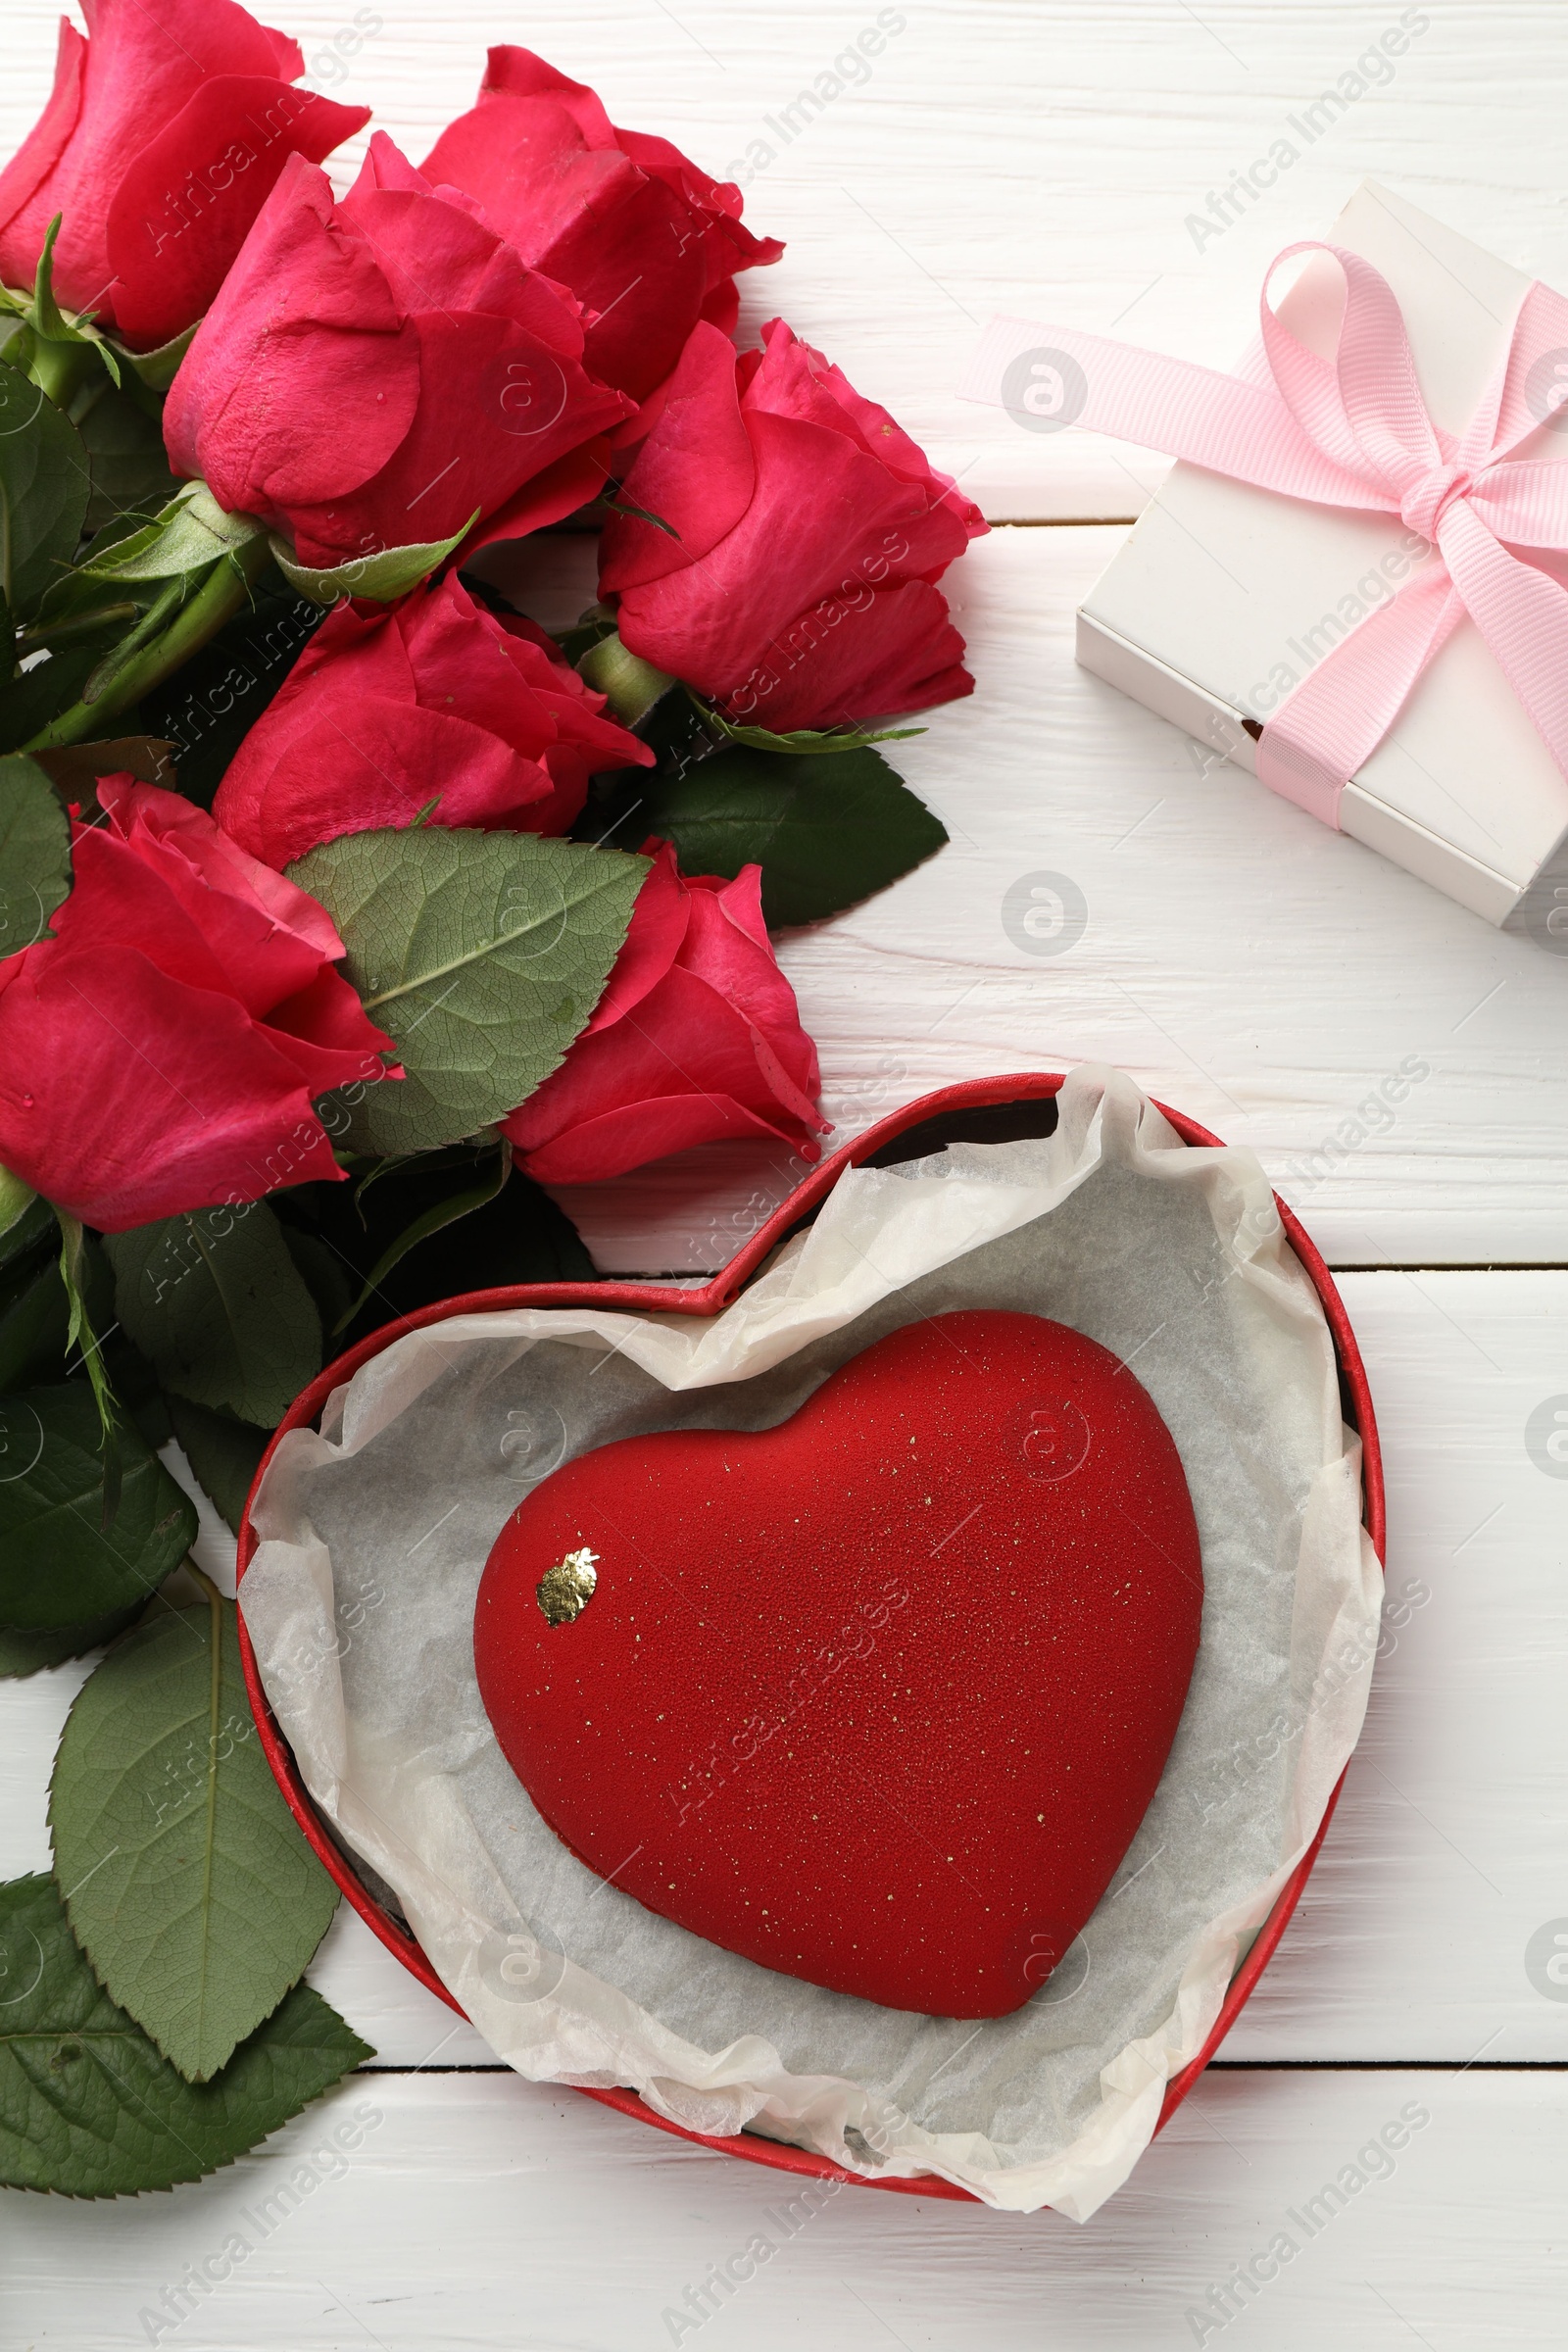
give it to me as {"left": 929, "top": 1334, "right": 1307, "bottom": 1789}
{"left": 536, "top": 1546, "right": 600, "bottom": 1627}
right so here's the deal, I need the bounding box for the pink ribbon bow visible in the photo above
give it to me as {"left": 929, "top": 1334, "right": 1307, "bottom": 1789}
{"left": 964, "top": 246, "right": 1568, "bottom": 827}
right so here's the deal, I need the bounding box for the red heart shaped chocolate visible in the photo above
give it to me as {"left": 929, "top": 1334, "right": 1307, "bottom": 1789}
{"left": 473, "top": 1309, "right": 1202, "bottom": 2018}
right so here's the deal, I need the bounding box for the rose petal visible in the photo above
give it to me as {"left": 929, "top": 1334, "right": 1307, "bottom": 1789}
{"left": 165, "top": 152, "right": 420, "bottom": 511}
{"left": 579, "top": 839, "right": 691, "bottom": 1035}
{"left": 599, "top": 321, "right": 757, "bottom": 592}
{"left": 214, "top": 575, "right": 650, "bottom": 866}
{"left": 6, "top": 0, "right": 312, "bottom": 319}
{"left": 512, "top": 1089, "right": 808, "bottom": 1184}
{"left": 476, "top": 46, "right": 619, "bottom": 149}
{"left": 461, "top": 436, "right": 615, "bottom": 553}
{"left": 0, "top": 943, "right": 349, "bottom": 1231}
{"left": 714, "top": 578, "right": 976, "bottom": 734}
{"left": 0, "top": 20, "right": 86, "bottom": 295}
{"left": 501, "top": 849, "right": 823, "bottom": 1184}
{"left": 106, "top": 79, "right": 369, "bottom": 350}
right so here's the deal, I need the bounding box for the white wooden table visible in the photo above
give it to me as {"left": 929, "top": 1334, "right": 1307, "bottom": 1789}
{"left": 4, "top": 5, "right": 1567, "bottom": 2344}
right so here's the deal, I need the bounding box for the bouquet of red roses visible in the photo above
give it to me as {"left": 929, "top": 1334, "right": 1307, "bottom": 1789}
{"left": 0, "top": 1, "right": 983, "bottom": 2200}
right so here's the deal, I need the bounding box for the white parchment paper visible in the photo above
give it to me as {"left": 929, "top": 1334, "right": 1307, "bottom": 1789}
{"left": 241, "top": 1067, "right": 1381, "bottom": 2218}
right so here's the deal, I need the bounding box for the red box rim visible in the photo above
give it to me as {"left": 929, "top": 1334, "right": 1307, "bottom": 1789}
{"left": 236, "top": 1070, "right": 1385, "bottom": 2205}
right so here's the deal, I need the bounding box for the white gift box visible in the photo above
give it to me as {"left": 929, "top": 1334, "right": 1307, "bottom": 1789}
{"left": 1069, "top": 183, "right": 1568, "bottom": 937}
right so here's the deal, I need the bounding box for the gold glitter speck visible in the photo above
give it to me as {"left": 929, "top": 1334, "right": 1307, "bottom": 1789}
{"left": 535, "top": 1546, "right": 600, "bottom": 1626}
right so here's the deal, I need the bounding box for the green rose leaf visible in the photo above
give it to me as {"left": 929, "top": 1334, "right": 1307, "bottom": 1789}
{"left": 273, "top": 1150, "right": 598, "bottom": 1348}
{"left": 50, "top": 1593, "right": 342, "bottom": 2083}
{"left": 270, "top": 514, "right": 476, "bottom": 607}
{"left": 0, "top": 1386, "right": 195, "bottom": 1634}
{"left": 75, "top": 382, "right": 181, "bottom": 534}
{"left": 638, "top": 742, "right": 950, "bottom": 927}
{"left": 0, "top": 1602, "right": 146, "bottom": 1680}
{"left": 104, "top": 1201, "right": 322, "bottom": 1429}
{"left": 165, "top": 1396, "right": 269, "bottom": 1536}
{"left": 27, "top": 735, "right": 176, "bottom": 801}
{"left": 277, "top": 1224, "right": 358, "bottom": 1342}
{"left": 0, "top": 368, "right": 90, "bottom": 622}
{"left": 0, "top": 1874, "right": 368, "bottom": 2194}
{"left": 0, "top": 752, "right": 72, "bottom": 956}
{"left": 0, "top": 1247, "right": 69, "bottom": 1391}
{"left": 290, "top": 827, "right": 647, "bottom": 1156}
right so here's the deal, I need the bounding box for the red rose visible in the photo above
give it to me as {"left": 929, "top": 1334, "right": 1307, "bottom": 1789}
{"left": 599, "top": 319, "right": 987, "bottom": 731}
{"left": 0, "top": 780, "right": 396, "bottom": 1232}
{"left": 420, "top": 47, "right": 781, "bottom": 409}
{"left": 0, "top": 0, "right": 368, "bottom": 352}
{"left": 214, "top": 574, "right": 654, "bottom": 869}
{"left": 502, "top": 843, "right": 826, "bottom": 1183}
{"left": 164, "top": 134, "right": 635, "bottom": 572}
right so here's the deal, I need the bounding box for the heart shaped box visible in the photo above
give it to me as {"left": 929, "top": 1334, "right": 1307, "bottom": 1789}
{"left": 236, "top": 1072, "right": 1385, "bottom": 2205}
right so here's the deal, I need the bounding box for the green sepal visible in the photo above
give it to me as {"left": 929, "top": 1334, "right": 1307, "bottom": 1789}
{"left": 694, "top": 692, "right": 926, "bottom": 755}
{"left": 0, "top": 362, "right": 91, "bottom": 622}
{"left": 333, "top": 1140, "right": 514, "bottom": 1334}
{"left": 0, "top": 1181, "right": 49, "bottom": 1267}
{"left": 550, "top": 601, "right": 617, "bottom": 666}
{"left": 12, "top": 220, "right": 120, "bottom": 400}
{"left": 270, "top": 512, "right": 477, "bottom": 606}
{"left": 74, "top": 482, "right": 265, "bottom": 583}
{"left": 112, "top": 319, "right": 200, "bottom": 394}
{"left": 56, "top": 1213, "right": 118, "bottom": 1524}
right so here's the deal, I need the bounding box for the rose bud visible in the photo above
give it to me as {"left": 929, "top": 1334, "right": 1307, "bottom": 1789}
{"left": 0, "top": 0, "right": 368, "bottom": 352}
{"left": 0, "top": 780, "right": 397, "bottom": 1232}
{"left": 503, "top": 843, "right": 826, "bottom": 1183}
{"left": 164, "top": 133, "right": 636, "bottom": 572}
{"left": 214, "top": 573, "right": 655, "bottom": 869}
{"left": 599, "top": 318, "right": 987, "bottom": 732}
{"left": 420, "top": 46, "right": 781, "bottom": 410}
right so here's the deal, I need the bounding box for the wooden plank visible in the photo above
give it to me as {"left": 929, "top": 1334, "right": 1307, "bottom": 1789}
{"left": 1224, "top": 1271, "right": 1568, "bottom": 2062}
{"left": 0, "top": 2067, "right": 1560, "bottom": 2346}
{"left": 5, "top": 1276, "right": 1565, "bottom": 2071}
{"left": 8, "top": 2, "right": 1568, "bottom": 519}
{"left": 483, "top": 528, "right": 1568, "bottom": 1270}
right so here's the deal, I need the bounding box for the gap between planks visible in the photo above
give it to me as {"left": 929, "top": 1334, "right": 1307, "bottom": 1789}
{"left": 354, "top": 2060, "right": 1568, "bottom": 2076}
